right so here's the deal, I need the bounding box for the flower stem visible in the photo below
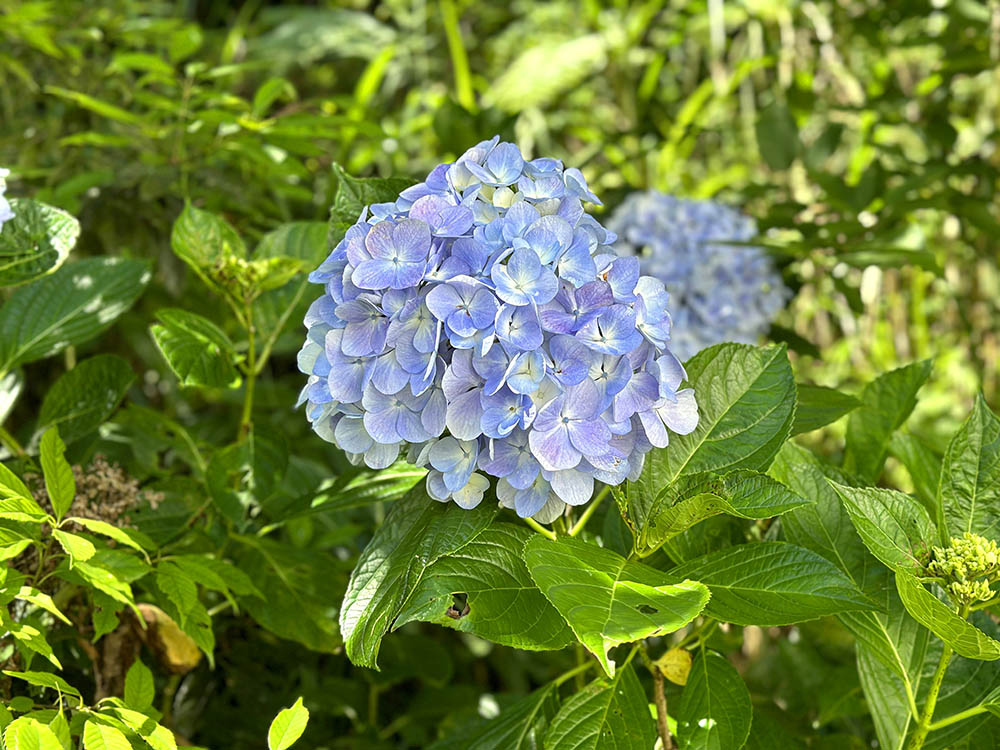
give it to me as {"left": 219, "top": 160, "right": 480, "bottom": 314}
{"left": 569, "top": 485, "right": 610, "bottom": 537}
{"left": 523, "top": 517, "right": 557, "bottom": 541}
{"left": 652, "top": 661, "right": 674, "bottom": 749}
{"left": 239, "top": 304, "right": 256, "bottom": 440}
{"left": 908, "top": 644, "right": 953, "bottom": 750}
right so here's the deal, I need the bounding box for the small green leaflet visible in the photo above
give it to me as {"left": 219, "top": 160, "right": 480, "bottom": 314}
{"left": 82, "top": 720, "right": 132, "bottom": 750}
{"left": 170, "top": 203, "right": 245, "bottom": 295}
{"left": 1, "top": 716, "right": 65, "bottom": 750}
{"left": 268, "top": 697, "right": 309, "bottom": 750}
{"left": 939, "top": 395, "right": 1000, "bottom": 542}
{"left": 544, "top": 664, "right": 656, "bottom": 750}
{"left": 524, "top": 535, "right": 709, "bottom": 676}
{"left": 3, "top": 670, "right": 82, "bottom": 704}
{"left": 791, "top": 383, "right": 861, "bottom": 435}
{"left": 39, "top": 428, "right": 74, "bottom": 521}
{"left": 676, "top": 652, "right": 752, "bottom": 750}
{"left": 829, "top": 483, "right": 935, "bottom": 574}
{"left": 0, "top": 198, "right": 78, "bottom": 288}
{"left": 844, "top": 360, "right": 932, "bottom": 484}
{"left": 895, "top": 574, "right": 1000, "bottom": 661}
{"left": 327, "top": 163, "right": 415, "bottom": 248}
{"left": 53, "top": 529, "right": 96, "bottom": 566}
{"left": 150, "top": 308, "right": 242, "bottom": 389}
{"left": 36, "top": 354, "right": 135, "bottom": 443}
{"left": 124, "top": 659, "right": 154, "bottom": 711}
{"left": 668, "top": 542, "right": 877, "bottom": 626}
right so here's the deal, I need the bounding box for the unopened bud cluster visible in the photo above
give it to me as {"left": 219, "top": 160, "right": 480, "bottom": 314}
{"left": 927, "top": 532, "right": 999, "bottom": 605}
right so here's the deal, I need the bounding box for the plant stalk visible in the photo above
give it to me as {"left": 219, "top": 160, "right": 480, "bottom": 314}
{"left": 908, "top": 644, "right": 953, "bottom": 750}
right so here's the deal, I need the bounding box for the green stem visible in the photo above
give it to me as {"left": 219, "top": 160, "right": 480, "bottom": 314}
{"left": 908, "top": 644, "right": 954, "bottom": 750}
{"left": 553, "top": 659, "right": 594, "bottom": 687}
{"left": 926, "top": 704, "right": 988, "bottom": 732}
{"left": 239, "top": 303, "right": 256, "bottom": 440}
{"left": 523, "top": 517, "right": 556, "bottom": 541}
{"left": 0, "top": 425, "right": 27, "bottom": 460}
{"left": 440, "top": 0, "right": 475, "bottom": 110}
{"left": 368, "top": 683, "right": 380, "bottom": 729}
{"left": 972, "top": 594, "right": 1000, "bottom": 611}
{"left": 676, "top": 619, "right": 717, "bottom": 650}
{"left": 569, "top": 485, "right": 609, "bottom": 537}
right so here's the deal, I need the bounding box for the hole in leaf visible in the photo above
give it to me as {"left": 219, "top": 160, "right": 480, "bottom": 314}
{"left": 446, "top": 592, "right": 470, "bottom": 619}
{"left": 637, "top": 604, "right": 658, "bottom": 614}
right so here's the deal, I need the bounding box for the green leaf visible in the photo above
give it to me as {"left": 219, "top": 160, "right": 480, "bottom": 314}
{"left": 100, "top": 708, "right": 176, "bottom": 750}
{"left": 1, "top": 716, "right": 64, "bottom": 750}
{"left": 394, "top": 523, "right": 573, "bottom": 650}
{"left": 429, "top": 684, "right": 559, "bottom": 750}
{"left": 150, "top": 308, "right": 242, "bottom": 389}
{"left": 82, "top": 721, "right": 132, "bottom": 750}
{"left": 791, "top": 384, "right": 861, "bottom": 435}
{"left": 72, "top": 562, "right": 137, "bottom": 613}
{"left": 168, "top": 555, "right": 260, "bottom": 599}
{"left": 170, "top": 203, "right": 245, "bottom": 285}
{"left": 844, "top": 361, "right": 932, "bottom": 483}
{"left": 669, "top": 542, "right": 877, "bottom": 626}
{"left": 15, "top": 587, "right": 71, "bottom": 625}
{"left": 0, "top": 462, "right": 34, "bottom": 501}
{"left": 939, "top": 395, "right": 1000, "bottom": 542}
{"left": 44, "top": 86, "right": 145, "bottom": 125}
{"left": 627, "top": 469, "right": 809, "bottom": 556}
{"left": 0, "top": 199, "right": 77, "bottom": 288}
{"left": 756, "top": 103, "right": 799, "bottom": 170}
{"left": 47, "top": 713, "right": 68, "bottom": 750}
{"left": 544, "top": 664, "right": 656, "bottom": 750}
{"left": 676, "top": 652, "right": 752, "bottom": 750}
{"left": 0, "top": 369, "right": 23, "bottom": 423}
{"left": 895, "top": 574, "right": 1000, "bottom": 660}
{"left": 2, "top": 671, "right": 81, "bottom": 704}
{"left": 154, "top": 562, "right": 198, "bottom": 627}
{"left": 36, "top": 355, "right": 134, "bottom": 443}
{"left": 0, "top": 257, "right": 151, "bottom": 373}
{"left": 829, "top": 483, "right": 936, "bottom": 574}
{"left": 328, "top": 164, "right": 415, "bottom": 246}
{"left": 39, "top": 428, "right": 73, "bottom": 521}
{"left": 524, "top": 535, "right": 709, "bottom": 676}
{"left": 68, "top": 519, "right": 149, "bottom": 559}
{"left": 0, "top": 495, "right": 49, "bottom": 524}
{"left": 5, "top": 620, "right": 61, "bottom": 668}
{"left": 52, "top": 530, "right": 95, "bottom": 566}
{"left": 629, "top": 344, "right": 795, "bottom": 534}
{"left": 339, "top": 485, "right": 497, "bottom": 668}
{"left": 267, "top": 697, "right": 309, "bottom": 750}
{"left": 123, "top": 660, "right": 154, "bottom": 711}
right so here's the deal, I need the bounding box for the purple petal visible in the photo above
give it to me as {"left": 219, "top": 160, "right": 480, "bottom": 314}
{"left": 529, "top": 426, "right": 581, "bottom": 471}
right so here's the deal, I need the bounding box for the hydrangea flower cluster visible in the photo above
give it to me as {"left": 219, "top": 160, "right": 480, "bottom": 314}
{"left": 928, "top": 532, "right": 999, "bottom": 605}
{"left": 608, "top": 192, "right": 788, "bottom": 361}
{"left": 0, "top": 168, "right": 13, "bottom": 231}
{"left": 298, "top": 138, "right": 698, "bottom": 521}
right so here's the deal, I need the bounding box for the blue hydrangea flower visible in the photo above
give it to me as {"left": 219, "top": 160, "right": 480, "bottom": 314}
{"left": 299, "top": 139, "right": 698, "bottom": 521}
{"left": 0, "top": 169, "right": 13, "bottom": 230}
{"left": 608, "top": 192, "right": 789, "bottom": 361}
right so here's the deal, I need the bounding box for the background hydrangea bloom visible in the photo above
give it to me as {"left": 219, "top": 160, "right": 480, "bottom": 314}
{"left": 608, "top": 192, "right": 788, "bottom": 361}
{"left": 0, "top": 168, "right": 13, "bottom": 230}
{"left": 299, "top": 139, "right": 698, "bottom": 521}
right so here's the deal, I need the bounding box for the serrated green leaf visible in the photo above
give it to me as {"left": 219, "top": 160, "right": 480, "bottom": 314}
{"left": 0, "top": 257, "right": 150, "bottom": 373}
{"left": 91, "top": 591, "right": 122, "bottom": 641}
{"left": 37, "top": 355, "right": 134, "bottom": 443}
{"left": 168, "top": 555, "right": 261, "bottom": 598}
{"left": 0, "top": 462, "right": 32, "bottom": 500}
{"left": 628, "top": 344, "right": 795, "bottom": 536}
{"left": 267, "top": 697, "right": 309, "bottom": 750}
{"left": 82, "top": 721, "right": 131, "bottom": 750}
{"left": 6, "top": 620, "right": 61, "bottom": 668}
{"left": 939, "top": 394, "right": 1000, "bottom": 542}
{"left": 524, "top": 535, "right": 710, "bottom": 676}
{"left": 52, "top": 530, "right": 95, "bottom": 566}
{"left": 829, "top": 483, "right": 936, "bottom": 574}
{"left": 845, "top": 361, "right": 932, "bottom": 484}
{"left": 170, "top": 203, "right": 245, "bottom": 280}
{"left": 39, "top": 429, "right": 73, "bottom": 521}
{"left": 429, "top": 684, "right": 559, "bottom": 750}
{"left": 0, "top": 496, "right": 49, "bottom": 524}
{"left": 544, "top": 664, "right": 655, "bottom": 750}
{"left": 669, "top": 542, "right": 877, "bottom": 626}
{"left": 72, "top": 562, "right": 137, "bottom": 613}
{"left": 15, "top": 587, "right": 71, "bottom": 625}
{"left": 46, "top": 713, "right": 68, "bottom": 750}
{"left": 2, "top": 671, "right": 81, "bottom": 704}
{"left": 394, "top": 523, "right": 574, "bottom": 650}
{"left": 100, "top": 708, "right": 176, "bottom": 750}
{"left": 630, "top": 469, "right": 808, "bottom": 556}
{"left": 155, "top": 562, "right": 198, "bottom": 627}
{"left": 791, "top": 384, "right": 861, "bottom": 435}
{"left": 676, "top": 652, "right": 752, "bottom": 750}
{"left": 67, "top": 519, "right": 149, "bottom": 559}
{"left": 2, "top": 716, "right": 64, "bottom": 750}
{"left": 339, "top": 485, "right": 497, "bottom": 668}
{"left": 895, "top": 574, "right": 1000, "bottom": 660}
{"left": 123, "top": 660, "right": 154, "bottom": 711}
{"left": 0, "top": 199, "right": 77, "bottom": 288}
{"left": 150, "top": 309, "right": 241, "bottom": 389}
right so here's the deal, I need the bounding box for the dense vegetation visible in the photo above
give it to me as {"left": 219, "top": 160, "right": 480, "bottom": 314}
{"left": 1, "top": 1, "right": 999, "bottom": 748}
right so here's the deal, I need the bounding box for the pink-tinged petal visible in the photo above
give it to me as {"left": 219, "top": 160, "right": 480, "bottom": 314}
{"left": 529, "top": 426, "right": 581, "bottom": 472}
{"left": 425, "top": 282, "right": 463, "bottom": 321}
{"left": 352, "top": 258, "right": 397, "bottom": 290}
{"left": 392, "top": 219, "right": 432, "bottom": 261}
{"left": 567, "top": 417, "right": 612, "bottom": 458}
{"left": 364, "top": 221, "right": 396, "bottom": 260}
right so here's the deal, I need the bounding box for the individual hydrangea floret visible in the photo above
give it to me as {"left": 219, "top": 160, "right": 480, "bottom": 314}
{"left": 608, "top": 192, "right": 788, "bottom": 361}
{"left": 298, "top": 138, "right": 698, "bottom": 521}
{"left": 927, "top": 532, "right": 999, "bottom": 605}
{"left": 0, "top": 168, "right": 13, "bottom": 231}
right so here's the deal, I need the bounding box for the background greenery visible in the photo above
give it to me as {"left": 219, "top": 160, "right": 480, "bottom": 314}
{"left": 1, "top": 0, "right": 998, "bottom": 747}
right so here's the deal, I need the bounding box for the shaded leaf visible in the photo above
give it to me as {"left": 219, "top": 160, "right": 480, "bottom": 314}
{"left": 39, "top": 428, "right": 73, "bottom": 521}
{"left": 896, "top": 574, "right": 1000, "bottom": 660}
{"left": 37, "top": 355, "right": 134, "bottom": 443}
{"left": 676, "top": 652, "right": 752, "bottom": 750}
{"left": 0, "top": 199, "right": 77, "bottom": 288}
{"left": 151, "top": 308, "right": 241, "bottom": 389}
{"left": 939, "top": 395, "right": 1000, "bottom": 542}
{"left": 791, "top": 384, "right": 861, "bottom": 435}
